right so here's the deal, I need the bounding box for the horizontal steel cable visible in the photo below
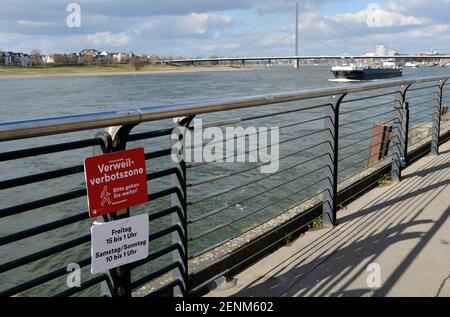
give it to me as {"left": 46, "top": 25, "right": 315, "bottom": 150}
{"left": 189, "top": 177, "right": 328, "bottom": 241}
{"left": 341, "top": 90, "right": 397, "bottom": 103}
{"left": 0, "top": 149, "right": 174, "bottom": 190}
{"left": 130, "top": 261, "right": 183, "bottom": 290}
{"left": 0, "top": 212, "right": 88, "bottom": 246}
{"left": 406, "top": 92, "right": 435, "bottom": 101}
{"left": 187, "top": 142, "right": 329, "bottom": 187}
{"left": 409, "top": 129, "right": 433, "bottom": 147}
{"left": 188, "top": 163, "right": 327, "bottom": 223}
{"left": 340, "top": 100, "right": 395, "bottom": 115}
{"left": 339, "top": 138, "right": 391, "bottom": 162}
{"left": 408, "top": 99, "right": 436, "bottom": 108}
{"left": 187, "top": 128, "right": 328, "bottom": 169}
{"left": 197, "top": 103, "right": 331, "bottom": 130}
{"left": 189, "top": 187, "right": 327, "bottom": 258}
{"left": 239, "top": 103, "right": 331, "bottom": 122}
{"left": 145, "top": 279, "right": 185, "bottom": 297}
{"left": 0, "top": 164, "right": 84, "bottom": 190}
{"left": 340, "top": 118, "right": 396, "bottom": 139}
{"left": 410, "top": 109, "right": 434, "bottom": 118}
{"left": 339, "top": 129, "right": 387, "bottom": 151}
{"left": 338, "top": 154, "right": 393, "bottom": 185}
{"left": 0, "top": 257, "right": 90, "bottom": 296}
{"left": 129, "top": 243, "right": 183, "bottom": 270}
{"left": 408, "top": 110, "right": 434, "bottom": 120}
{"left": 410, "top": 120, "right": 433, "bottom": 130}
{"left": 0, "top": 234, "right": 90, "bottom": 274}
{"left": 408, "top": 84, "right": 438, "bottom": 91}
{"left": 54, "top": 274, "right": 109, "bottom": 297}
{"left": 126, "top": 128, "right": 173, "bottom": 141}
{"left": 338, "top": 145, "right": 395, "bottom": 176}
{"left": 186, "top": 115, "right": 328, "bottom": 151}
{"left": 339, "top": 109, "right": 396, "bottom": 127}
{"left": 188, "top": 141, "right": 329, "bottom": 205}
{"left": 0, "top": 138, "right": 101, "bottom": 162}
{"left": 0, "top": 189, "right": 86, "bottom": 219}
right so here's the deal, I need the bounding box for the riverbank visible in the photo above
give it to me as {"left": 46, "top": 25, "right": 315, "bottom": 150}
{"left": 0, "top": 64, "right": 262, "bottom": 78}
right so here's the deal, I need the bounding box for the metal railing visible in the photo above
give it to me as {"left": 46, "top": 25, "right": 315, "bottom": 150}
{"left": 1, "top": 75, "right": 450, "bottom": 297}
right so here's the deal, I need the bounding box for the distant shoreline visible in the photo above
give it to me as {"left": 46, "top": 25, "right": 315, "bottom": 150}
{"left": 0, "top": 65, "right": 263, "bottom": 79}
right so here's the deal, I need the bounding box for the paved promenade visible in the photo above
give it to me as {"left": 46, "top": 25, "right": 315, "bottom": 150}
{"left": 207, "top": 141, "right": 450, "bottom": 297}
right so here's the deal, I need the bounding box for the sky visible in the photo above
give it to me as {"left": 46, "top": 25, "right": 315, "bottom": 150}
{"left": 1, "top": 0, "right": 450, "bottom": 57}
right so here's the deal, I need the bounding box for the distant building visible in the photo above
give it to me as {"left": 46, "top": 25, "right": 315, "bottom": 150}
{"left": 98, "top": 51, "right": 112, "bottom": 64}
{"left": 79, "top": 49, "right": 99, "bottom": 64}
{"left": 111, "top": 52, "right": 135, "bottom": 64}
{"left": 18, "top": 53, "right": 32, "bottom": 66}
{"left": 0, "top": 51, "right": 31, "bottom": 66}
{"left": 364, "top": 45, "right": 397, "bottom": 57}
{"left": 417, "top": 49, "right": 443, "bottom": 57}
{"left": 5, "top": 52, "right": 13, "bottom": 65}
{"left": 1, "top": 49, "right": 160, "bottom": 67}
{"left": 66, "top": 53, "right": 81, "bottom": 65}
{"left": 147, "top": 55, "right": 162, "bottom": 64}
{"left": 110, "top": 52, "right": 122, "bottom": 64}
{"left": 0, "top": 52, "right": 13, "bottom": 66}
{"left": 44, "top": 54, "right": 55, "bottom": 64}
{"left": 375, "top": 45, "right": 388, "bottom": 56}
{"left": 30, "top": 53, "right": 45, "bottom": 66}
{"left": 425, "top": 49, "right": 441, "bottom": 55}
{"left": 80, "top": 49, "right": 98, "bottom": 56}
{"left": 44, "top": 54, "right": 67, "bottom": 65}
{"left": 0, "top": 51, "right": 7, "bottom": 65}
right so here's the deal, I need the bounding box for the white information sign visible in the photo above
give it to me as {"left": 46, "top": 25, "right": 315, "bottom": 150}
{"left": 91, "top": 214, "right": 149, "bottom": 274}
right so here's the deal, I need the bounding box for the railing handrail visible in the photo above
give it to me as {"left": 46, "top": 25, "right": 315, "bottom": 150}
{"left": 1, "top": 74, "right": 449, "bottom": 142}
{"left": 166, "top": 55, "right": 450, "bottom": 63}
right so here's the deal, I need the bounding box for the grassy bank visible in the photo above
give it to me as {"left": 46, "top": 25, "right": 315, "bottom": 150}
{"left": 0, "top": 64, "right": 249, "bottom": 78}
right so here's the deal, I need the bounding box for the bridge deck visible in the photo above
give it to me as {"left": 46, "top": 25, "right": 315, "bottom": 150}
{"left": 207, "top": 140, "right": 450, "bottom": 297}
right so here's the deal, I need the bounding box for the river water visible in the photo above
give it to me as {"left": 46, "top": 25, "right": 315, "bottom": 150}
{"left": 1, "top": 65, "right": 450, "bottom": 296}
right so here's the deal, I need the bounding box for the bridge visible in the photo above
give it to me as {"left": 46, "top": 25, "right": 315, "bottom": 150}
{"left": 163, "top": 2, "right": 450, "bottom": 68}
{"left": 1, "top": 75, "right": 450, "bottom": 297}
{"left": 165, "top": 55, "right": 450, "bottom": 63}
{"left": 164, "top": 55, "right": 450, "bottom": 67}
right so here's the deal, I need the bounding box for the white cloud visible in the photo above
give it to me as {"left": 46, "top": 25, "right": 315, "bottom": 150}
{"left": 201, "top": 43, "right": 240, "bottom": 52}
{"left": 85, "top": 32, "right": 130, "bottom": 47}
{"left": 405, "top": 24, "right": 450, "bottom": 39}
{"left": 385, "top": 0, "right": 450, "bottom": 23}
{"left": 16, "top": 20, "right": 55, "bottom": 27}
{"left": 330, "top": 9, "right": 429, "bottom": 28}
{"left": 1, "top": 0, "right": 450, "bottom": 57}
{"left": 133, "top": 13, "right": 235, "bottom": 38}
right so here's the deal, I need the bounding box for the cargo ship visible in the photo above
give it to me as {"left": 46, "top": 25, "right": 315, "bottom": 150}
{"left": 330, "top": 60, "right": 402, "bottom": 81}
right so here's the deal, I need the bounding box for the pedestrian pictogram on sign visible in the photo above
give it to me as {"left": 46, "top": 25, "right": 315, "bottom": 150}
{"left": 100, "top": 186, "right": 112, "bottom": 206}
{"left": 84, "top": 148, "right": 148, "bottom": 218}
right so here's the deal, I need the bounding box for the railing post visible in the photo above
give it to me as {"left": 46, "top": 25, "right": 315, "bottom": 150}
{"left": 170, "top": 116, "right": 193, "bottom": 297}
{"left": 404, "top": 101, "right": 410, "bottom": 163}
{"left": 323, "top": 94, "right": 346, "bottom": 227}
{"left": 391, "top": 85, "right": 410, "bottom": 182}
{"left": 97, "top": 124, "right": 136, "bottom": 297}
{"left": 431, "top": 80, "right": 447, "bottom": 155}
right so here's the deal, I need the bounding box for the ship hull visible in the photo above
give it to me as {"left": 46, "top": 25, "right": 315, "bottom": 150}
{"left": 332, "top": 68, "right": 402, "bottom": 80}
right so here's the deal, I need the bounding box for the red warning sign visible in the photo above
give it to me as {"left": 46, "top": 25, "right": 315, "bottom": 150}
{"left": 84, "top": 148, "right": 148, "bottom": 218}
